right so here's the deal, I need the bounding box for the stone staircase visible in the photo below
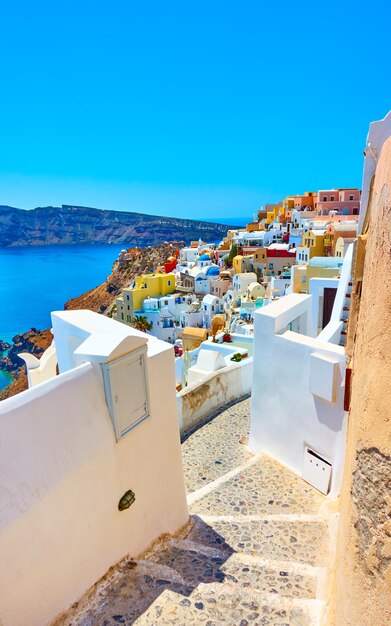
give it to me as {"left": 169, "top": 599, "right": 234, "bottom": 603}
{"left": 340, "top": 280, "right": 353, "bottom": 347}
{"left": 54, "top": 398, "right": 337, "bottom": 626}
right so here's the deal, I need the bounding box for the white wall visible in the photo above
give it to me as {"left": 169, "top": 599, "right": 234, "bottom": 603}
{"left": 308, "top": 277, "right": 340, "bottom": 337}
{"left": 250, "top": 294, "right": 347, "bottom": 497}
{"left": 0, "top": 312, "right": 188, "bottom": 626}
{"left": 177, "top": 357, "right": 253, "bottom": 433}
{"left": 270, "top": 276, "right": 291, "bottom": 298}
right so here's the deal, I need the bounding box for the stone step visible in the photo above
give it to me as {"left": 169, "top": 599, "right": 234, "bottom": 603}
{"left": 133, "top": 585, "right": 326, "bottom": 625}
{"left": 52, "top": 552, "right": 324, "bottom": 625}
{"left": 188, "top": 454, "right": 326, "bottom": 518}
{"left": 185, "top": 514, "right": 330, "bottom": 567}
{"left": 51, "top": 558, "right": 193, "bottom": 626}
{"left": 182, "top": 396, "right": 252, "bottom": 494}
{"left": 149, "top": 539, "right": 321, "bottom": 599}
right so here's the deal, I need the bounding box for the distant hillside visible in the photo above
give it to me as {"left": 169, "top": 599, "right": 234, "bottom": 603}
{"left": 0, "top": 204, "right": 237, "bottom": 247}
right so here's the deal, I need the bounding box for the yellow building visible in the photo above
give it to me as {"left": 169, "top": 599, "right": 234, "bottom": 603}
{"left": 291, "top": 258, "right": 342, "bottom": 293}
{"left": 245, "top": 221, "right": 260, "bottom": 232}
{"left": 233, "top": 254, "right": 254, "bottom": 274}
{"left": 253, "top": 248, "right": 267, "bottom": 264}
{"left": 334, "top": 236, "right": 356, "bottom": 258}
{"left": 266, "top": 204, "right": 284, "bottom": 225}
{"left": 301, "top": 229, "right": 326, "bottom": 258}
{"left": 182, "top": 327, "right": 209, "bottom": 351}
{"left": 115, "top": 273, "right": 176, "bottom": 323}
{"left": 282, "top": 196, "right": 295, "bottom": 211}
{"left": 233, "top": 255, "right": 243, "bottom": 274}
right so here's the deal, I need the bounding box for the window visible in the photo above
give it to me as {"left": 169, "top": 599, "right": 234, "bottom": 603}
{"left": 127, "top": 295, "right": 130, "bottom": 301}
{"left": 269, "top": 263, "right": 273, "bottom": 270}
{"left": 127, "top": 305, "right": 130, "bottom": 311}
{"left": 211, "top": 305, "right": 215, "bottom": 312}
{"left": 168, "top": 280, "right": 171, "bottom": 286}
{"left": 323, "top": 196, "right": 327, "bottom": 201}
{"left": 121, "top": 313, "right": 124, "bottom": 320}
{"left": 330, "top": 196, "right": 335, "bottom": 201}
{"left": 127, "top": 315, "right": 131, "bottom": 322}
{"left": 349, "top": 195, "right": 354, "bottom": 201}
{"left": 301, "top": 276, "right": 307, "bottom": 283}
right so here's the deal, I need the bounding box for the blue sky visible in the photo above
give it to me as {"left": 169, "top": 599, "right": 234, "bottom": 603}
{"left": 0, "top": 0, "right": 390, "bottom": 219}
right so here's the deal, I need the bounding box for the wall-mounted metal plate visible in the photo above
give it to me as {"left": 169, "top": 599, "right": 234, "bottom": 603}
{"left": 302, "top": 447, "right": 332, "bottom": 495}
{"left": 102, "top": 347, "right": 149, "bottom": 441}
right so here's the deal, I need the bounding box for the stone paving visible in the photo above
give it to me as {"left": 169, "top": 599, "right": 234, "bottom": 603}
{"left": 53, "top": 397, "right": 334, "bottom": 626}
{"left": 181, "top": 396, "right": 253, "bottom": 493}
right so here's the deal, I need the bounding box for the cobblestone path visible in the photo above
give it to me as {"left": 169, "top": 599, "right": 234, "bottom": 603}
{"left": 53, "top": 398, "right": 337, "bottom": 625}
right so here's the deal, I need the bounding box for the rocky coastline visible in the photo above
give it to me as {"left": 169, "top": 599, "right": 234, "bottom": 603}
{"left": 0, "top": 241, "right": 186, "bottom": 401}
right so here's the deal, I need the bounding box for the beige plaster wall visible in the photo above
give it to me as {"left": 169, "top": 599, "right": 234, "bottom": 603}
{"left": 331, "top": 136, "right": 391, "bottom": 625}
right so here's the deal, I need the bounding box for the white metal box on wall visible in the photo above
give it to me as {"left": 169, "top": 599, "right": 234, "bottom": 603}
{"left": 302, "top": 447, "right": 332, "bottom": 495}
{"left": 309, "top": 352, "right": 339, "bottom": 402}
{"left": 102, "top": 347, "right": 149, "bottom": 440}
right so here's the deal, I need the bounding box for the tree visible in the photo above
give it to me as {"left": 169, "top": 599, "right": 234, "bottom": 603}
{"left": 227, "top": 243, "right": 238, "bottom": 266}
{"left": 130, "top": 315, "right": 153, "bottom": 333}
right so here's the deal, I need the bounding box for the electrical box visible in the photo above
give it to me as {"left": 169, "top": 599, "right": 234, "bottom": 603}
{"left": 302, "top": 447, "right": 332, "bottom": 495}
{"left": 309, "top": 352, "right": 339, "bottom": 402}
{"left": 102, "top": 347, "right": 149, "bottom": 441}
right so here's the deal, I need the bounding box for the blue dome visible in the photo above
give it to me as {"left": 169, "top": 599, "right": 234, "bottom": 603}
{"left": 206, "top": 265, "right": 219, "bottom": 276}
{"left": 199, "top": 253, "right": 211, "bottom": 261}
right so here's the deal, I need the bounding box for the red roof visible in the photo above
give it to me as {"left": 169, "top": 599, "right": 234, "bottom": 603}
{"left": 266, "top": 249, "right": 296, "bottom": 258}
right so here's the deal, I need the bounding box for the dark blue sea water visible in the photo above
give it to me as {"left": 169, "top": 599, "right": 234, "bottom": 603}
{"left": 0, "top": 222, "right": 249, "bottom": 391}
{"left": 0, "top": 244, "right": 125, "bottom": 390}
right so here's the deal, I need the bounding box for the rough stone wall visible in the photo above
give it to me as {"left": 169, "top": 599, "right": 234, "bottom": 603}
{"left": 331, "top": 137, "right": 391, "bottom": 625}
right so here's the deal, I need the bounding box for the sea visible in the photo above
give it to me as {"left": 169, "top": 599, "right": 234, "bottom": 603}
{"left": 0, "top": 244, "right": 125, "bottom": 390}
{"left": 0, "top": 216, "right": 250, "bottom": 391}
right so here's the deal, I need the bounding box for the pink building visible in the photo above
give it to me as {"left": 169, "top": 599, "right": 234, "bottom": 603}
{"left": 209, "top": 278, "right": 231, "bottom": 298}
{"left": 317, "top": 188, "right": 361, "bottom": 217}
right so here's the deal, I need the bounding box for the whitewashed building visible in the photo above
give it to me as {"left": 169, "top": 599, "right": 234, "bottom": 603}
{"left": 201, "top": 294, "right": 225, "bottom": 328}
{"left": 233, "top": 272, "right": 258, "bottom": 293}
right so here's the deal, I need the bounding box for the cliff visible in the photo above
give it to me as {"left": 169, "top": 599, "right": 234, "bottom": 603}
{"left": 0, "top": 328, "right": 53, "bottom": 401}
{"left": 0, "top": 204, "right": 235, "bottom": 247}
{"left": 0, "top": 242, "right": 186, "bottom": 400}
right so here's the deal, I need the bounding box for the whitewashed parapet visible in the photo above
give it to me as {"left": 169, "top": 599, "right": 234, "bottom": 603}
{"left": 178, "top": 357, "right": 253, "bottom": 434}
{"left": 0, "top": 311, "right": 188, "bottom": 626}
{"left": 250, "top": 294, "right": 347, "bottom": 497}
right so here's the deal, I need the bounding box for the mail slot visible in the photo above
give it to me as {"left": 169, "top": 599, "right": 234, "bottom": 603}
{"left": 302, "top": 447, "right": 332, "bottom": 495}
